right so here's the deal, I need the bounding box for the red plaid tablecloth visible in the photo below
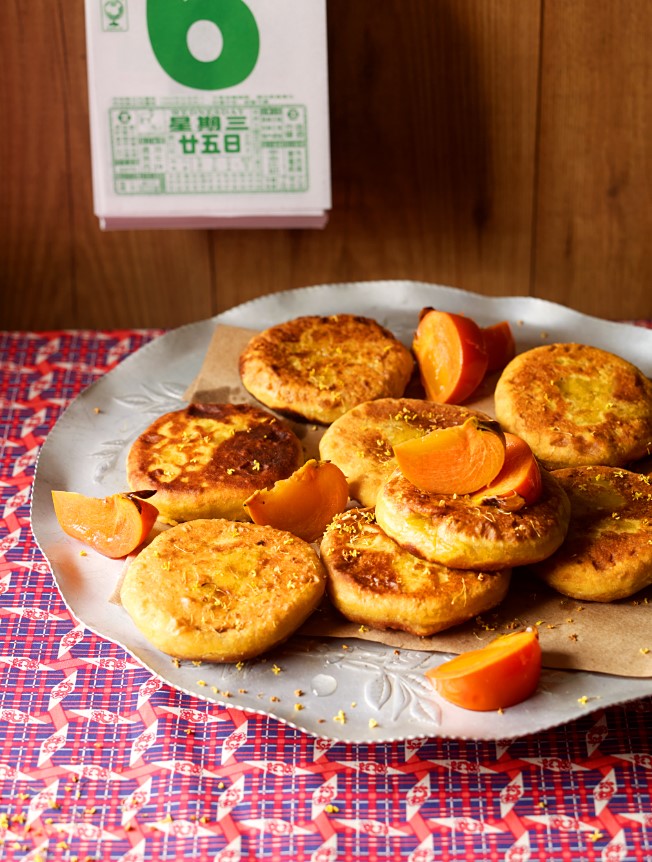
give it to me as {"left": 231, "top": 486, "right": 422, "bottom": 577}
{"left": 1, "top": 328, "right": 651, "bottom": 862}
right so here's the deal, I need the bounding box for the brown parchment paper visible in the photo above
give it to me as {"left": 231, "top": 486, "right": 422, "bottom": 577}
{"left": 182, "top": 324, "right": 652, "bottom": 679}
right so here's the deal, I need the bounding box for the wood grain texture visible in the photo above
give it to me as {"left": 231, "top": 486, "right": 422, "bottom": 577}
{"left": 1, "top": 1, "right": 651, "bottom": 329}
{"left": 534, "top": 0, "right": 652, "bottom": 319}
{"left": 211, "top": 1, "right": 541, "bottom": 313}
{"left": 1, "top": 1, "right": 74, "bottom": 328}
{"left": 58, "top": 1, "right": 214, "bottom": 329}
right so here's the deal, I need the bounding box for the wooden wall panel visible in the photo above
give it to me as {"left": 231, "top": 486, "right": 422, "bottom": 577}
{"left": 210, "top": 1, "right": 541, "bottom": 313}
{"left": 2, "top": 1, "right": 651, "bottom": 329}
{"left": 1, "top": 1, "right": 74, "bottom": 329}
{"left": 58, "top": 1, "right": 214, "bottom": 330}
{"left": 534, "top": 1, "right": 652, "bottom": 319}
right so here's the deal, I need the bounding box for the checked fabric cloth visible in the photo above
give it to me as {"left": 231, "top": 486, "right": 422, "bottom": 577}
{"left": 0, "top": 328, "right": 651, "bottom": 862}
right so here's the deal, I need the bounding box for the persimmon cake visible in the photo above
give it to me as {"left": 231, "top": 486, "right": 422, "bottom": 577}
{"left": 374, "top": 467, "right": 570, "bottom": 571}
{"left": 494, "top": 343, "right": 652, "bottom": 470}
{"left": 238, "top": 314, "right": 414, "bottom": 424}
{"left": 121, "top": 519, "right": 326, "bottom": 662}
{"left": 319, "top": 398, "right": 488, "bottom": 507}
{"left": 126, "top": 402, "right": 303, "bottom": 522}
{"left": 530, "top": 466, "right": 652, "bottom": 602}
{"left": 320, "top": 508, "right": 511, "bottom": 636}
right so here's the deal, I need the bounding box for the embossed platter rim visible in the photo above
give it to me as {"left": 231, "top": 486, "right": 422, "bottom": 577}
{"left": 31, "top": 281, "right": 652, "bottom": 743}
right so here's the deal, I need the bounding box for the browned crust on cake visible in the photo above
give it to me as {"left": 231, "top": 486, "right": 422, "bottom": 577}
{"left": 530, "top": 466, "right": 652, "bottom": 601}
{"left": 238, "top": 314, "right": 414, "bottom": 424}
{"left": 121, "top": 519, "right": 326, "bottom": 662}
{"left": 320, "top": 508, "right": 511, "bottom": 636}
{"left": 375, "top": 468, "right": 571, "bottom": 570}
{"left": 494, "top": 343, "right": 652, "bottom": 469}
{"left": 126, "top": 402, "right": 303, "bottom": 522}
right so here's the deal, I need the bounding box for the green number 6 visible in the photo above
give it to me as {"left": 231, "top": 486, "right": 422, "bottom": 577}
{"left": 147, "top": 0, "right": 260, "bottom": 90}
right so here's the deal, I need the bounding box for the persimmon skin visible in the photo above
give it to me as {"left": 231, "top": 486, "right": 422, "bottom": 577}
{"left": 393, "top": 416, "right": 506, "bottom": 495}
{"left": 481, "top": 321, "right": 516, "bottom": 372}
{"left": 413, "top": 308, "right": 489, "bottom": 404}
{"left": 52, "top": 490, "right": 159, "bottom": 559}
{"left": 243, "top": 459, "right": 349, "bottom": 543}
{"left": 426, "top": 627, "right": 542, "bottom": 711}
{"left": 470, "top": 433, "right": 543, "bottom": 510}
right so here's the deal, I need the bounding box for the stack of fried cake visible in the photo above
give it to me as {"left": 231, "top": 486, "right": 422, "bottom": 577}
{"left": 318, "top": 340, "right": 652, "bottom": 629}
{"left": 318, "top": 398, "right": 569, "bottom": 636}
{"left": 495, "top": 343, "right": 652, "bottom": 602}
{"left": 121, "top": 315, "right": 415, "bottom": 661}
{"left": 120, "top": 317, "right": 652, "bottom": 663}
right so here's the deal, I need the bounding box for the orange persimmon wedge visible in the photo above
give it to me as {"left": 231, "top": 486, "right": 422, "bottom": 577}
{"left": 412, "top": 308, "right": 489, "bottom": 403}
{"left": 393, "top": 416, "right": 506, "bottom": 495}
{"left": 481, "top": 320, "right": 516, "bottom": 372}
{"left": 243, "top": 459, "right": 349, "bottom": 543}
{"left": 52, "top": 490, "right": 159, "bottom": 559}
{"left": 425, "top": 627, "right": 542, "bottom": 711}
{"left": 470, "top": 433, "right": 542, "bottom": 511}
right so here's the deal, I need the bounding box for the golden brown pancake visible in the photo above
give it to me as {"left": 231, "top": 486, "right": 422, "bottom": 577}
{"left": 126, "top": 403, "right": 303, "bottom": 523}
{"left": 375, "top": 468, "right": 570, "bottom": 570}
{"left": 530, "top": 466, "right": 652, "bottom": 601}
{"left": 319, "top": 398, "right": 487, "bottom": 507}
{"left": 494, "top": 343, "right": 652, "bottom": 470}
{"left": 320, "top": 508, "right": 511, "bottom": 636}
{"left": 238, "top": 314, "right": 414, "bottom": 425}
{"left": 121, "top": 519, "right": 326, "bottom": 662}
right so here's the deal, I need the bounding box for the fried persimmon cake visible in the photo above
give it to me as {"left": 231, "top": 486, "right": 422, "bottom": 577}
{"left": 319, "top": 398, "right": 487, "bottom": 507}
{"left": 126, "top": 403, "right": 303, "bottom": 523}
{"left": 121, "top": 519, "right": 326, "bottom": 662}
{"left": 494, "top": 343, "right": 652, "bottom": 470}
{"left": 320, "top": 508, "right": 511, "bottom": 637}
{"left": 238, "top": 314, "right": 414, "bottom": 425}
{"left": 530, "top": 466, "right": 652, "bottom": 602}
{"left": 375, "top": 468, "right": 570, "bottom": 571}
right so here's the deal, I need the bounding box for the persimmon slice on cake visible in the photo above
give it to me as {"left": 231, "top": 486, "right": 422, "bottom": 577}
{"left": 375, "top": 468, "right": 570, "bottom": 571}
{"left": 319, "top": 398, "right": 488, "bottom": 507}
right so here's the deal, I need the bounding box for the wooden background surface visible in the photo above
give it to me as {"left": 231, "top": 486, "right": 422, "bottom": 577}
{"left": 2, "top": 1, "right": 652, "bottom": 331}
